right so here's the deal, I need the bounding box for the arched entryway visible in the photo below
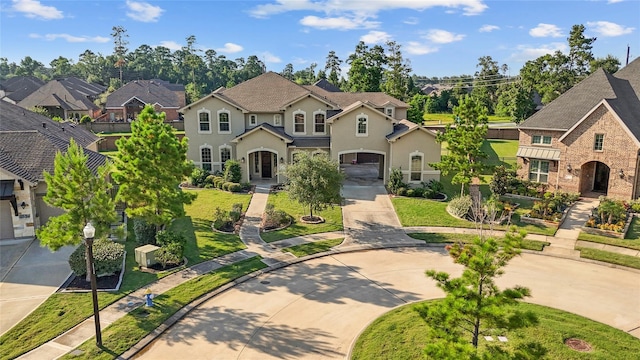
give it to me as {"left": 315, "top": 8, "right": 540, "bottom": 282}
{"left": 580, "top": 161, "right": 610, "bottom": 195}
{"left": 247, "top": 149, "right": 280, "bottom": 183}
{"left": 338, "top": 151, "right": 385, "bottom": 184}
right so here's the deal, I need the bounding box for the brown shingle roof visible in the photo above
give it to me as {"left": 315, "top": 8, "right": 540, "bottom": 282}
{"left": 305, "top": 85, "right": 408, "bottom": 109}
{"left": 18, "top": 78, "right": 102, "bottom": 112}
{"left": 106, "top": 80, "right": 181, "bottom": 108}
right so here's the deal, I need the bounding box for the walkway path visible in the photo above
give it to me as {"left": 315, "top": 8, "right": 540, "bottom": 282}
{"left": 13, "top": 190, "right": 639, "bottom": 359}
{"left": 542, "top": 198, "right": 599, "bottom": 258}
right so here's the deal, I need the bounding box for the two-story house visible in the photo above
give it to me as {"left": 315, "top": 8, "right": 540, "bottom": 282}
{"left": 516, "top": 57, "right": 640, "bottom": 200}
{"left": 182, "top": 72, "right": 440, "bottom": 184}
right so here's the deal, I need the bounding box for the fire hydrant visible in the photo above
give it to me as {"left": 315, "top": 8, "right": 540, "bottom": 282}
{"left": 144, "top": 288, "right": 154, "bottom": 307}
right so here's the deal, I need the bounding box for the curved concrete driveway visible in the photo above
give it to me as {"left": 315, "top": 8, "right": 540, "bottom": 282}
{"left": 135, "top": 249, "right": 640, "bottom": 359}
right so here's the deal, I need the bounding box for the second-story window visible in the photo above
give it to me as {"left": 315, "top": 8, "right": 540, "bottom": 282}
{"left": 294, "top": 111, "right": 305, "bottom": 134}
{"left": 218, "top": 110, "right": 231, "bottom": 134}
{"left": 594, "top": 134, "right": 604, "bottom": 151}
{"left": 274, "top": 114, "right": 282, "bottom": 126}
{"left": 198, "top": 109, "right": 211, "bottom": 133}
{"left": 249, "top": 114, "right": 257, "bottom": 126}
{"left": 532, "top": 135, "right": 551, "bottom": 145}
{"left": 356, "top": 114, "right": 368, "bottom": 136}
{"left": 314, "top": 112, "right": 325, "bottom": 134}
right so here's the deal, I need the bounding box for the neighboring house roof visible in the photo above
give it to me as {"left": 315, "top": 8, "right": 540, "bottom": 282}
{"left": 0, "top": 76, "right": 45, "bottom": 103}
{"left": 106, "top": 79, "right": 182, "bottom": 108}
{"left": 312, "top": 79, "right": 342, "bottom": 92}
{"left": 305, "top": 85, "right": 408, "bottom": 109}
{"left": 386, "top": 119, "right": 437, "bottom": 141}
{"left": 0, "top": 101, "right": 100, "bottom": 148}
{"left": 519, "top": 57, "right": 640, "bottom": 139}
{"left": 18, "top": 77, "right": 104, "bottom": 112}
{"left": 0, "top": 130, "right": 106, "bottom": 183}
{"left": 231, "top": 122, "right": 294, "bottom": 143}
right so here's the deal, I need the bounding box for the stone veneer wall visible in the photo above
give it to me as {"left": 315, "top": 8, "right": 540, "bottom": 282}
{"left": 0, "top": 168, "right": 36, "bottom": 238}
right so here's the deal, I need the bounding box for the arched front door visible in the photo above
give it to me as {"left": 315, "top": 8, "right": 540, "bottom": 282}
{"left": 580, "top": 161, "right": 610, "bottom": 195}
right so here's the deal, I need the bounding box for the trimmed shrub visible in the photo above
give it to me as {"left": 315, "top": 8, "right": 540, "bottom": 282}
{"left": 190, "top": 167, "right": 208, "bottom": 187}
{"left": 80, "top": 115, "right": 92, "bottom": 124}
{"left": 223, "top": 159, "right": 242, "bottom": 183}
{"left": 406, "top": 189, "right": 416, "bottom": 197}
{"left": 133, "top": 218, "right": 156, "bottom": 245}
{"left": 213, "top": 176, "right": 225, "bottom": 189}
{"left": 204, "top": 175, "right": 216, "bottom": 186}
{"left": 447, "top": 195, "right": 473, "bottom": 219}
{"left": 387, "top": 168, "right": 406, "bottom": 195}
{"left": 228, "top": 182, "right": 242, "bottom": 192}
{"left": 68, "top": 238, "right": 125, "bottom": 277}
{"left": 155, "top": 245, "right": 182, "bottom": 268}
{"left": 263, "top": 203, "right": 290, "bottom": 230}
{"left": 396, "top": 187, "right": 407, "bottom": 196}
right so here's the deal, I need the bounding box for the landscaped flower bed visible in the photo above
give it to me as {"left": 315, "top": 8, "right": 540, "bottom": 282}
{"left": 521, "top": 191, "right": 579, "bottom": 225}
{"left": 582, "top": 197, "right": 636, "bottom": 239}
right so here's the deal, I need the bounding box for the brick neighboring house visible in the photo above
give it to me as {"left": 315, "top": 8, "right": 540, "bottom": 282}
{"left": 0, "top": 101, "right": 106, "bottom": 240}
{"left": 104, "top": 79, "right": 186, "bottom": 122}
{"left": 18, "top": 77, "right": 105, "bottom": 120}
{"left": 182, "top": 72, "right": 441, "bottom": 184}
{"left": 516, "top": 58, "right": 640, "bottom": 200}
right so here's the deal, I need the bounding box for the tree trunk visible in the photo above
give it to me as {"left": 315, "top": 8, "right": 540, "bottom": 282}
{"left": 309, "top": 204, "right": 313, "bottom": 218}
{"left": 472, "top": 279, "right": 483, "bottom": 348}
{"left": 460, "top": 183, "right": 465, "bottom": 197}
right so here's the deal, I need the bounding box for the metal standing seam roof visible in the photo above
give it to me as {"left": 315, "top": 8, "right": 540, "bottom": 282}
{"left": 516, "top": 146, "right": 561, "bottom": 160}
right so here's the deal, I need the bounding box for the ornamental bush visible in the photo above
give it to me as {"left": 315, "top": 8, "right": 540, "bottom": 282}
{"left": 447, "top": 195, "right": 473, "bottom": 219}
{"left": 387, "top": 168, "right": 406, "bottom": 195}
{"left": 68, "top": 238, "right": 125, "bottom": 277}
{"left": 190, "top": 167, "right": 208, "bottom": 187}
{"left": 133, "top": 218, "right": 156, "bottom": 245}
{"left": 223, "top": 159, "right": 242, "bottom": 183}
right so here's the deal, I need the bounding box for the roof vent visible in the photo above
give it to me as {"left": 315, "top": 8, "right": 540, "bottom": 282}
{"left": 42, "top": 122, "right": 46, "bottom": 129}
{"left": 61, "top": 126, "right": 65, "bottom": 132}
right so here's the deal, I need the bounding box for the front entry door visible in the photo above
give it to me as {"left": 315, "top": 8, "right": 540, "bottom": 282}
{"left": 593, "top": 162, "right": 610, "bottom": 193}
{"left": 261, "top": 152, "right": 272, "bottom": 178}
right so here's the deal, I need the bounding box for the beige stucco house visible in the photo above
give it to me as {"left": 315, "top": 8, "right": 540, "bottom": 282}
{"left": 182, "top": 72, "right": 440, "bottom": 184}
{"left": 516, "top": 58, "right": 640, "bottom": 200}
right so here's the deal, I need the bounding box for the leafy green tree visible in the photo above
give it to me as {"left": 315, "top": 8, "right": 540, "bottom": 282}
{"left": 407, "top": 93, "right": 428, "bottom": 123}
{"left": 281, "top": 63, "right": 294, "bottom": 80}
{"left": 382, "top": 40, "right": 412, "bottom": 100}
{"left": 282, "top": 152, "right": 344, "bottom": 219}
{"left": 346, "top": 41, "right": 386, "bottom": 92}
{"left": 416, "top": 228, "right": 535, "bottom": 358}
{"left": 430, "top": 95, "right": 488, "bottom": 196}
{"left": 495, "top": 82, "right": 536, "bottom": 123}
{"left": 520, "top": 51, "right": 574, "bottom": 104}
{"left": 112, "top": 105, "right": 196, "bottom": 233}
{"left": 590, "top": 54, "right": 621, "bottom": 74}
{"left": 36, "top": 139, "right": 117, "bottom": 281}
{"left": 50, "top": 56, "right": 75, "bottom": 78}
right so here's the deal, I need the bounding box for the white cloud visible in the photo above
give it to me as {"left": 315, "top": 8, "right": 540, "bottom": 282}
{"left": 404, "top": 17, "right": 419, "bottom": 25}
{"left": 587, "top": 21, "right": 634, "bottom": 37}
{"left": 607, "top": 0, "right": 624, "bottom": 3}
{"left": 405, "top": 41, "right": 439, "bottom": 55}
{"left": 29, "top": 33, "right": 109, "bottom": 43}
{"left": 510, "top": 42, "right": 567, "bottom": 62}
{"left": 12, "top": 0, "right": 63, "bottom": 20}
{"left": 292, "top": 57, "right": 308, "bottom": 65}
{"left": 300, "top": 15, "right": 378, "bottom": 30}
{"left": 424, "top": 29, "right": 465, "bottom": 44}
{"left": 479, "top": 24, "right": 499, "bottom": 33}
{"left": 158, "top": 41, "right": 182, "bottom": 51}
{"left": 216, "top": 43, "right": 244, "bottom": 53}
{"left": 126, "top": 0, "right": 164, "bottom": 23}
{"left": 261, "top": 52, "right": 281, "bottom": 63}
{"left": 529, "top": 23, "right": 563, "bottom": 38}
{"left": 360, "top": 31, "right": 391, "bottom": 44}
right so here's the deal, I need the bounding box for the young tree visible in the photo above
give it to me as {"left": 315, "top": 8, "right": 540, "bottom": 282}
{"left": 112, "top": 105, "right": 196, "bottom": 234}
{"left": 430, "top": 95, "right": 488, "bottom": 196}
{"left": 495, "top": 82, "right": 536, "bottom": 123}
{"left": 416, "top": 228, "right": 535, "bottom": 358}
{"left": 282, "top": 152, "right": 344, "bottom": 219}
{"left": 111, "top": 26, "right": 128, "bottom": 84}
{"left": 36, "top": 139, "right": 117, "bottom": 281}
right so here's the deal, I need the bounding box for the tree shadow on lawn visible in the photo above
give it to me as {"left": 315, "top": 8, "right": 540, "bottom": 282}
{"left": 170, "top": 216, "right": 246, "bottom": 264}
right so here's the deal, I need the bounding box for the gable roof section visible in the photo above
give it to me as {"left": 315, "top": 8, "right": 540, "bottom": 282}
{"left": 0, "top": 76, "right": 45, "bottom": 103}
{"left": 106, "top": 80, "right": 181, "bottom": 108}
{"left": 0, "top": 131, "right": 106, "bottom": 183}
{"left": 519, "top": 57, "right": 640, "bottom": 138}
{"left": 18, "top": 78, "right": 101, "bottom": 112}
{"left": 326, "top": 101, "right": 395, "bottom": 123}
{"left": 0, "top": 101, "right": 99, "bottom": 148}
{"left": 558, "top": 99, "right": 640, "bottom": 147}
{"left": 308, "top": 85, "right": 408, "bottom": 109}
{"left": 231, "top": 122, "right": 293, "bottom": 143}
{"left": 386, "top": 119, "right": 437, "bottom": 141}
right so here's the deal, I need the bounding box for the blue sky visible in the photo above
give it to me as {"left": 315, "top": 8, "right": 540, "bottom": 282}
{"left": 1, "top": 0, "right": 638, "bottom": 77}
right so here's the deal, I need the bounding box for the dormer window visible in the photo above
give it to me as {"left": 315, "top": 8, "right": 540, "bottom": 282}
{"left": 249, "top": 114, "right": 257, "bottom": 126}
{"left": 385, "top": 107, "right": 394, "bottom": 117}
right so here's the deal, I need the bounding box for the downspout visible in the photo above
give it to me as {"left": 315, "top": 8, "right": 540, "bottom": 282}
{"left": 633, "top": 151, "right": 640, "bottom": 199}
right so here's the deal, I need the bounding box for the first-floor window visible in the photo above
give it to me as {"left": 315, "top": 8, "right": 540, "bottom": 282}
{"left": 410, "top": 154, "right": 422, "bottom": 181}
{"left": 201, "top": 148, "right": 212, "bottom": 172}
{"left": 220, "top": 147, "right": 231, "bottom": 167}
{"left": 529, "top": 160, "right": 549, "bottom": 183}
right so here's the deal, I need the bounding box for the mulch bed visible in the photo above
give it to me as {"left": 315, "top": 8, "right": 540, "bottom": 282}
{"left": 565, "top": 338, "right": 592, "bottom": 352}
{"left": 61, "top": 272, "right": 121, "bottom": 291}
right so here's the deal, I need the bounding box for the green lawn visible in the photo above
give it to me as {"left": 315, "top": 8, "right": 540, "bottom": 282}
{"left": 481, "top": 139, "right": 518, "bottom": 168}
{"left": 60, "top": 257, "right": 267, "bottom": 360}
{"left": 407, "top": 232, "right": 549, "bottom": 251}
{"left": 260, "top": 191, "right": 343, "bottom": 243}
{"left": 352, "top": 301, "right": 640, "bottom": 360}
{"left": 282, "top": 238, "right": 344, "bottom": 257}
{"left": 577, "top": 247, "right": 640, "bottom": 270}
{"left": 423, "top": 113, "right": 512, "bottom": 124}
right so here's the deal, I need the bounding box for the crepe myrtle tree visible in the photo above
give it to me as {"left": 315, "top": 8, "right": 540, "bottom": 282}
{"left": 282, "top": 152, "right": 344, "bottom": 220}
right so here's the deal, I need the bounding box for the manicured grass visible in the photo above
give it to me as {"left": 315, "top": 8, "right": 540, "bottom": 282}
{"left": 423, "top": 113, "right": 512, "bottom": 124}
{"left": 577, "top": 247, "right": 640, "bottom": 270}
{"left": 352, "top": 301, "right": 640, "bottom": 360}
{"left": 627, "top": 216, "right": 640, "bottom": 239}
{"left": 173, "top": 189, "right": 252, "bottom": 262}
{"left": 481, "top": 139, "right": 518, "bottom": 168}
{"left": 98, "top": 150, "right": 118, "bottom": 158}
{"left": 578, "top": 227, "right": 640, "bottom": 251}
{"left": 260, "top": 191, "right": 343, "bottom": 243}
{"left": 407, "top": 232, "right": 549, "bottom": 251}
{"left": 60, "top": 257, "right": 267, "bottom": 360}
{"left": 282, "top": 238, "right": 344, "bottom": 257}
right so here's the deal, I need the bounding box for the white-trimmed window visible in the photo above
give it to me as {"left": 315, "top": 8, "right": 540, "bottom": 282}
{"left": 529, "top": 160, "right": 549, "bottom": 183}
{"left": 198, "top": 109, "right": 211, "bottom": 133}
{"left": 219, "top": 146, "right": 232, "bottom": 170}
{"left": 293, "top": 110, "right": 306, "bottom": 134}
{"left": 218, "top": 109, "right": 231, "bottom": 134}
{"left": 274, "top": 114, "right": 282, "bottom": 126}
{"left": 385, "top": 107, "right": 394, "bottom": 117}
{"left": 410, "top": 153, "right": 423, "bottom": 182}
{"left": 313, "top": 111, "right": 326, "bottom": 134}
{"left": 594, "top": 134, "right": 604, "bottom": 151}
{"left": 200, "top": 146, "right": 212, "bottom": 172}
{"left": 249, "top": 114, "right": 257, "bottom": 126}
{"left": 356, "top": 113, "right": 368, "bottom": 137}
{"left": 532, "top": 135, "right": 551, "bottom": 145}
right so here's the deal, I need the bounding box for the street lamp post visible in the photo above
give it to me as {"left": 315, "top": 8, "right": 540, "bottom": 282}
{"left": 83, "top": 222, "right": 102, "bottom": 347}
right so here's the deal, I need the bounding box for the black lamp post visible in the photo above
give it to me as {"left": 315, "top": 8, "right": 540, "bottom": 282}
{"left": 83, "top": 222, "right": 102, "bottom": 346}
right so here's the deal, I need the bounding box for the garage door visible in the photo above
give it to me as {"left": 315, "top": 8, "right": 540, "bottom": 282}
{"left": 0, "top": 200, "right": 14, "bottom": 240}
